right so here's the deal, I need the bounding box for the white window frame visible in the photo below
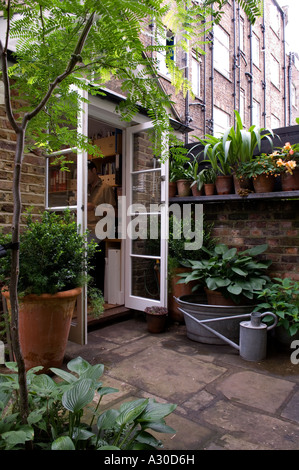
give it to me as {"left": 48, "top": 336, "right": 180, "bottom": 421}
{"left": 213, "top": 106, "right": 230, "bottom": 137}
{"left": 214, "top": 24, "right": 230, "bottom": 79}
{"left": 156, "top": 28, "right": 175, "bottom": 78}
{"left": 192, "top": 53, "right": 201, "bottom": 97}
{"left": 271, "top": 113, "right": 280, "bottom": 129}
{"left": 239, "top": 88, "right": 246, "bottom": 125}
{"left": 252, "top": 32, "right": 260, "bottom": 68}
{"left": 270, "top": 54, "right": 280, "bottom": 89}
{"left": 252, "top": 99, "right": 260, "bottom": 127}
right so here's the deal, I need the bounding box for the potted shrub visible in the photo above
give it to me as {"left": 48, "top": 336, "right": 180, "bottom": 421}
{"left": 257, "top": 277, "right": 299, "bottom": 347}
{"left": 190, "top": 158, "right": 203, "bottom": 196}
{"left": 0, "top": 209, "right": 100, "bottom": 372}
{"left": 145, "top": 306, "right": 168, "bottom": 333}
{"left": 196, "top": 167, "right": 217, "bottom": 195}
{"left": 175, "top": 243, "right": 271, "bottom": 344}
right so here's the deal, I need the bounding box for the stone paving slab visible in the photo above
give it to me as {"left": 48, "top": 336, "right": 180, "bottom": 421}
{"left": 106, "top": 345, "right": 227, "bottom": 404}
{"left": 215, "top": 370, "right": 295, "bottom": 413}
{"left": 201, "top": 400, "right": 299, "bottom": 450}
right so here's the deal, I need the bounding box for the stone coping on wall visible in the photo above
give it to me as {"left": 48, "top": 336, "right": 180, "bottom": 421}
{"left": 169, "top": 190, "right": 299, "bottom": 204}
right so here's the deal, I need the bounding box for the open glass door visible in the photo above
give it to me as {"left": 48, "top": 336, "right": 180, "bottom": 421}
{"left": 45, "top": 89, "right": 88, "bottom": 345}
{"left": 125, "top": 122, "right": 168, "bottom": 311}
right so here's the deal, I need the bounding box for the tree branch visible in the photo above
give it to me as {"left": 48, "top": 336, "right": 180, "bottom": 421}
{"left": 24, "top": 12, "right": 96, "bottom": 124}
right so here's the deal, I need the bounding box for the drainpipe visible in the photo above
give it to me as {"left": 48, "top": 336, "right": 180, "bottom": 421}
{"left": 288, "top": 53, "right": 293, "bottom": 125}
{"left": 185, "top": 48, "right": 190, "bottom": 145}
{"left": 233, "top": 0, "right": 237, "bottom": 120}
{"left": 208, "top": 9, "right": 214, "bottom": 134}
{"left": 262, "top": 5, "right": 266, "bottom": 128}
{"left": 282, "top": 9, "right": 287, "bottom": 126}
{"left": 246, "top": 24, "right": 253, "bottom": 125}
{"left": 203, "top": 19, "right": 206, "bottom": 136}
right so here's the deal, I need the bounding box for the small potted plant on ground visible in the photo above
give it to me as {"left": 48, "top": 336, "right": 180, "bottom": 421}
{"left": 270, "top": 142, "right": 299, "bottom": 191}
{"left": 0, "top": 209, "right": 101, "bottom": 372}
{"left": 144, "top": 306, "right": 168, "bottom": 333}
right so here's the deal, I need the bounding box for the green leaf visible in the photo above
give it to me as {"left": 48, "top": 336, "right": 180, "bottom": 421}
{"left": 138, "top": 400, "right": 177, "bottom": 422}
{"left": 227, "top": 284, "right": 242, "bottom": 295}
{"left": 62, "top": 378, "right": 95, "bottom": 413}
{"left": 116, "top": 399, "right": 149, "bottom": 426}
{"left": 97, "top": 409, "right": 119, "bottom": 430}
{"left": 231, "top": 267, "right": 248, "bottom": 277}
{"left": 243, "top": 244, "right": 268, "bottom": 257}
{"left": 51, "top": 436, "right": 76, "bottom": 450}
{"left": 49, "top": 368, "right": 77, "bottom": 383}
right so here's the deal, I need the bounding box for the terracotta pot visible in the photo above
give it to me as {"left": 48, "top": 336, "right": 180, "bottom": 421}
{"left": 146, "top": 312, "right": 167, "bottom": 333}
{"left": 176, "top": 179, "right": 192, "bottom": 197}
{"left": 2, "top": 287, "right": 81, "bottom": 373}
{"left": 233, "top": 173, "right": 253, "bottom": 194}
{"left": 281, "top": 169, "right": 299, "bottom": 191}
{"left": 168, "top": 267, "right": 196, "bottom": 323}
{"left": 191, "top": 184, "right": 203, "bottom": 197}
{"left": 204, "top": 183, "right": 215, "bottom": 196}
{"left": 215, "top": 175, "right": 233, "bottom": 195}
{"left": 252, "top": 174, "right": 275, "bottom": 193}
{"left": 169, "top": 181, "right": 177, "bottom": 198}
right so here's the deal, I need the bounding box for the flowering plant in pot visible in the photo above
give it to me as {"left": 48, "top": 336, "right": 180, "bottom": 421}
{"left": 235, "top": 154, "right": 279, "bottom": 193}
{"left": 270, "top": 142, "right": 299, "bottom": 191}
{"left": 0, "top": 209, "right": 102, "bottom": 372}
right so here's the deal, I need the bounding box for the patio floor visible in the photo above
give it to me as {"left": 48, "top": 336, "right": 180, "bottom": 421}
{"left": 64, "top": 313, "right": 299, "bottom": 451}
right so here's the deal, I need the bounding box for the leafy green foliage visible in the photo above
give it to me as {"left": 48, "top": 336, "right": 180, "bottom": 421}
{"left": 257, "top": 278, "right": 299, "bottom": 337}
{"left": 178, "top": 243, "right": 271, "bottom": 303}
{"left": 0, "top": 209, "right": 97, "bottom": 295}
{"left": 0, "top": 357, "right": 176, "bottom": 450}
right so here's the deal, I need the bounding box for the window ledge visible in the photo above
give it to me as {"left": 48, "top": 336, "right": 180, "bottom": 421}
{"left": 169, "top": 190, "right": 299, "bottom": 203}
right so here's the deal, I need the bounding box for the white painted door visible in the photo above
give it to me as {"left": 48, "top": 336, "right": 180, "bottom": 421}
{"left": 45, "top": 89, "right": 88, "bottom": 345}
{"left": 124, "top": 122, "right": 168, "bottom": 311}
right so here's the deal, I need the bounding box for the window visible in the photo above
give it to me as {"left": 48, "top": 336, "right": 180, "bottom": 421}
{"left": 156, "top": 28, "right": 175, "bottom": 77}
{"left": 252, "top": 100, "right": 260, "bottom": 127}
{"left": 239, "top": 89, "right": 246, "bottom": 125}
{"left": 292, "top": 83, "right": 297, "bottom": 108}
{"left": 192, "top": 54, "right": 201, "bottom": 97}
{"left": 252, "top": 33, "right": 260, "bottom": 68}
{"left": 270, "top": 55, "right": 280, "bottom": 89}
{"left": 214, "top": 25, "right": 230, "bottom": 79}
{"left": 239, "top": 17, "right": 244, "bottom": 51}
{"left": 271, "top": 114, "right": 280, "bottom": 129}
{"left": 213, "top": 107, "right": 230, "bottom": 137}
{"left": 270, "top": 4, "right": 280, "bottom": 38}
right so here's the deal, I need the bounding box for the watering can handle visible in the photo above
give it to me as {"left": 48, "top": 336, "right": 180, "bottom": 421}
{"left": 260, "top": 311, "right": 278, "bottom": 331}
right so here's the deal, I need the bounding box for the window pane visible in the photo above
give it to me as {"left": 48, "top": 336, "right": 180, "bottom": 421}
{"left": 47, "top": 153, "right": 77, "bottom": 208}
{"left": 131, "top": 257, "right": 160, "bottom": 300}
{"left": 214, "top": 25, "right": 230, "bottom": 78}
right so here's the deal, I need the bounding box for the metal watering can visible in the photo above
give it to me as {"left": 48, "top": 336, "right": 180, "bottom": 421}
{"left": 178, "top": 309, "right": 277, "bottom": 362}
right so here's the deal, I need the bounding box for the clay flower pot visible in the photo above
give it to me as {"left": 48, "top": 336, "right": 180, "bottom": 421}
{"left": 281, "top": 169, "right": 299, "bottom": 191}
{"left": 145, "top": 306, "right": 168, "bottom": 333}
{"left": 176, "top": 179, "right": 192, "bottom": 197}
{"left": 2, "top": 286, "right": 81, "bottom": 373}
{"left": 204, "top": 183, "right": 215, "bottom": 196}
{"left": 169, "top": 181, "right": 177, "bottom": 198}
{"left": 252, "top": 174, "right": 275, "bottom": 193}
{"left": 215, "top": 175, "right": 233, "bottom": 195}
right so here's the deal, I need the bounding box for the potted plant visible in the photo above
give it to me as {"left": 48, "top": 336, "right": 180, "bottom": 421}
{"left": 169, "top": 155, "right": 193, "bottom": 197}
{"left": 144, "top": 306, "right": 168, "bottom": 333}
{"left": 0, "top": 209, "right": 100, "bottom": 372}
{"left": 175, "top": 243, "right": 271, "bottom": 344}
{"left": 196, "top": 167, "right": 217, "bottom": 195}
{"left": 236, "top": 153, "right": 280, "bottom": 193}
{"left": 190, "top": 158, "right": 203, "bottom": 196}
{"left": 257, "top": 277, "right": 299, "bottom": 347}
{"left": 167, "top": 214, "right": 215, "bottom": 322}
{"left": 271, "top": 142, "right": 299, "bottom": 191}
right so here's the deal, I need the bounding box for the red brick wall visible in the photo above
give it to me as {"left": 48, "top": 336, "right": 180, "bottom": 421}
{"left": 0, "top": 105, "right": 46, "bottom": 234}
{"left": 204, "top": 199, "right": 299, "bottom": 280}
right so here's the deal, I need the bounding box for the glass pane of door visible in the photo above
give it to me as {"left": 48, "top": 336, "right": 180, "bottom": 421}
{"left": 125, "top": 123, "right": 168, "bottom": 311}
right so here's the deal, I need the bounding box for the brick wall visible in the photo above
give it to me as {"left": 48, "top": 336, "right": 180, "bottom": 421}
{"left": 204, "top": 199, "right": 299, "bottom": 280}
{"left": 0, "top": 105, "right": 46, "bottom": 234}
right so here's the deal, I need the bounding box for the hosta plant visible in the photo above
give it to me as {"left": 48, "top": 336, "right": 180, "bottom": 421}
{"left": 0, "top": 356, "right": 176, "bottom": 450}
{"left": 178, "top": 243, "right": 271, "bottom": 304}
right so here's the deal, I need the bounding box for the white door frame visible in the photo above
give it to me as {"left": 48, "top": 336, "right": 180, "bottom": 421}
{"left": 124, "top": 121, "right": 169, "bottom": 311}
